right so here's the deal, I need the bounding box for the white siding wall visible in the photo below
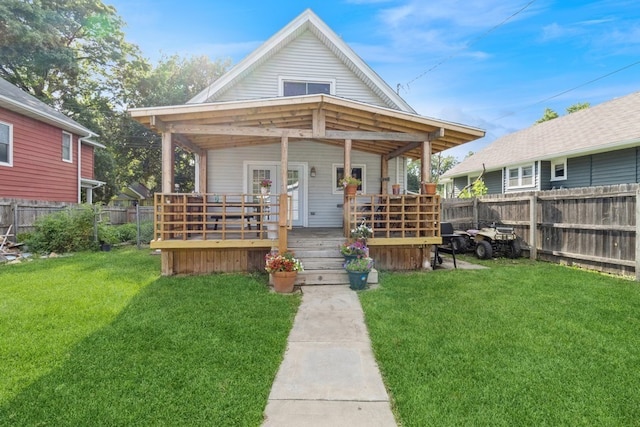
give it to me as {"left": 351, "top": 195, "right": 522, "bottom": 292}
{"left": 207, "top": 141, "right": 403, "bottom": 227}
{"left": 215, "top": 31, "right": 388, "bottom": 107}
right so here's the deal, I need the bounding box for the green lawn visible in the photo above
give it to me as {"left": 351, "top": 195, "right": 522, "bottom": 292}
{"left": 360, "top": 260, "right": 640, "bottom": 426}
{"left": 0, "top": 248, "right": 300, "bottom": 426}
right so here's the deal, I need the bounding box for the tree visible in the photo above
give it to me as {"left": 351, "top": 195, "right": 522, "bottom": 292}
{"left": 535, "top": 102, "right": 590, "bottom": 124}
{"left": 535, "top": 108, "right": 559, "bottom": 123}
{"left": 407, "top": 154, "right": 459, "bottom": 192}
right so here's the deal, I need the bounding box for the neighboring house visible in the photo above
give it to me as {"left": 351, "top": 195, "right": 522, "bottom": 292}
{"left": 442, "top": 91, "right": 640, "bottom": 197}
{"left": 129, "top": 9, "right": 485, "bottom": 274}
{"left": 112, "top": 182, "right": 154, "bottom": 207}
{"left": 0, "top": 77, "right": 104, "bottom": 203}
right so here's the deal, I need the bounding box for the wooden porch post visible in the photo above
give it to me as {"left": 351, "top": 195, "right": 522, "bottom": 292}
{"left": 343, "top": 139, "right": 352, "bottom": 236}
{"left": 198, "top": 151, "right": 207, "bottom": 193}
{"left": 279, "top": 136, "right": 288, "bottom": 254}
{"left": 421, "top": 140, "right": 432, "bottom": 189}
{"left": 162, "top": 131, "right": 174, "bottom": 193}
{"left": 381, "top": 156, "right": 389, "bottom": 195}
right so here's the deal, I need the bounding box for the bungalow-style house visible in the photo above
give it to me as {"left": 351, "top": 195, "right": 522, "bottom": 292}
{"left": 129, "top": 9, "right": 485, "bottom": 276}
{"left": 442, "top": 91, "right": 640, "bottom": 196}
{"left": 112, "top": 182, "right": 154, "bottom": 207}
{"left": 0, "top": 77, "right": 104, "bottom": 203}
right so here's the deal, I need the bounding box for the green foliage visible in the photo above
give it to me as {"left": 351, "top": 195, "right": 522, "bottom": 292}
{"left": 27, "top": 205, "right": 98, "bottom": 253}
{"left": 536, "top": 102, "right": 590, "bottom": 124}
{"left": 0, "top": 249, "right": 299, "bottom": 425}
{"left": 111, "top": 221, "right": 154, "bottom": 244}
{"left": 407, "top": 154, "right": 459, "bottom": 192}
{"left": 361, "top": 264, "right": 640, "bottom": 426}
{"left": 459, "top": 177, "right": 488, "bottom": 198}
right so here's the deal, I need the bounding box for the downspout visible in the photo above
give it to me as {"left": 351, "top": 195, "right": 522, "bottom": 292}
{"left": 78, "top": 136, "right": 82, "bottom": 203}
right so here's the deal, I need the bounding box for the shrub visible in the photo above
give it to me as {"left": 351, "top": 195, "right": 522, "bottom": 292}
{"left": 27, "top": 205, "right": 97, "bottom": 253}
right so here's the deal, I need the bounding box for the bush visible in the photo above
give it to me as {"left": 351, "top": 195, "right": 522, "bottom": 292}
{"left": 27, "top": 205, "right": 97, "bottom": 254}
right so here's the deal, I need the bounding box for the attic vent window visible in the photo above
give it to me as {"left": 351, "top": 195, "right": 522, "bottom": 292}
{"left": 281, "top": 79, "right": 333, "bottom": 96}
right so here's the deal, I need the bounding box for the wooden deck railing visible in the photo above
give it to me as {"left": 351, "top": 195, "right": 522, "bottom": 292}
{"left": 345, "top": 194, "right": 441, "bottom": 243}
{"left": 152, "top": 193, "right": 290, "bottom": 243}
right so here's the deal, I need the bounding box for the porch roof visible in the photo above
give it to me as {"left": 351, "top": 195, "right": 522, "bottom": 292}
{"left": 129, "top": 94, "right": 485, "bottom": 159}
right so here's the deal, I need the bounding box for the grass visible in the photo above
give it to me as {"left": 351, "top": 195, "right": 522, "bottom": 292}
{"left": 360, "top": 260, "right": 640, "bottom": 426}
{"left": 0, "top": 248, "right": 300, "bottom": 426}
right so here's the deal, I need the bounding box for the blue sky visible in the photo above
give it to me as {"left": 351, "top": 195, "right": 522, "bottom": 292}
{"left": 107, "top": 0, "right": 640, "bottom": 159}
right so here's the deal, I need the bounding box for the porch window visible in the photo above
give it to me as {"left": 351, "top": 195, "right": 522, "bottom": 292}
{"left": 62, "top": 131, "right": 72, "bottom": 163}
{"left": 280, "top": 77, "right": 334, "bottom": 96}
{"left": 551, "top": 158, "right": 567, "bottom": 181}
{"left": 0, "top": 121, "right": 12, "bottom": 166}
{"left": 333, "top": 164, "right": 365, "bottom": 194}
{"left": 507, "top": 163, "right": 535, "bottom": 189}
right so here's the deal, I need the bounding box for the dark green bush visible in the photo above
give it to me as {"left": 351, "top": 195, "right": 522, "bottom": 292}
{"left": 27, "top": 205, "right": 97, "bottom": 254}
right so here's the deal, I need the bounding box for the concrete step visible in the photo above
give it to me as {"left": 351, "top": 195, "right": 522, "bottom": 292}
{"left": 295, "top": 268, "right": 379, "bottom": 286}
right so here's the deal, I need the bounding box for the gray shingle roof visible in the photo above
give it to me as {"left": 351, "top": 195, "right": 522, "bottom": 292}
{"left": 444, "top": 90, "right": 640, "bottom": 177}
{"left": 0, "top": 77, "right": 96, "bottom": 137}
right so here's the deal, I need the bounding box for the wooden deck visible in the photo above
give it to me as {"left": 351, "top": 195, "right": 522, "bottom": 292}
{"left": 151, "top": 193, "right": 443, "bottom": 275}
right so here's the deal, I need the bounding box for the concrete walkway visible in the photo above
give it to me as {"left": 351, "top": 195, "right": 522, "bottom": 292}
{"left": 262, "top": 285, "right": 396, "bottom": 427}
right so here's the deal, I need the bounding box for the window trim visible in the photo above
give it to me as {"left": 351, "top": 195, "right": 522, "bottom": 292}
{"left": 278, "top": 76, "right": 336, "bottom": 97}
{"left": 333, "top": 163, "right": 366, "bottom": 194}
{"left": 550, "top": 158, "right": 567, "bottom": 181}
{"left": 0, "top": 120, "right": 13, "bottom": 167}
{"left": 506, "top": 163, "right": 535, "bottom": 189}
{"left": 62, "top": 131, "right": 73, "bottom": 163}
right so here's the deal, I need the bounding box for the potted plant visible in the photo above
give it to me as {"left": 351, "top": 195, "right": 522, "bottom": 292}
{"left": 260, "top": 179, "right": 272, "bottom": 195}
{"left": 344, "top": 257, "right": 374, "bottom": 290}
{"left": 265, "top": 251, "right": 303, "bottom": 293}
{"left": 339, "top": 240, "right": 368, "bottom": 262}
{"left": 339, "top": 176, "right": 361, "bottom": 195}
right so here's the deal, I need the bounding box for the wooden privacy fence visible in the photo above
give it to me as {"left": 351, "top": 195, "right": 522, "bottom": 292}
{"left": 0, "top": 199, "right": 154, "bottom": 238}
{"left": 442, "top": 184, "right": 640, "bottom": 278}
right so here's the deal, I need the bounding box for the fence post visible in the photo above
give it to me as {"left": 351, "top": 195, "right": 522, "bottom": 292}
{"left": 12, "top": 203, "right": 18, "bottom": 241}
{"left": 636, "top": 189, "right": 640, "bottom": 281}
{"left": 473, "top": 197, "right": 479, "bottom": 227}
{"left": 529, "top": 194, "right": 537, "bottom": 260}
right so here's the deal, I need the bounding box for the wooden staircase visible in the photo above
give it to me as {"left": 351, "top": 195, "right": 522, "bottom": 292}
{"left": 286, "top": 229, "right": 378, "bottom": 286}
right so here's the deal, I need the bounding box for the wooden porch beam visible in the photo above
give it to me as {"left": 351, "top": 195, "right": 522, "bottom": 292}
{"left": 170, "top": 123, "right": 438, "bottom": 142}
{"left": 312, "top": 109, "right": 326, "bottom": 138}
{"left": 386, "top": 141, "right": 421, "bottom": 160}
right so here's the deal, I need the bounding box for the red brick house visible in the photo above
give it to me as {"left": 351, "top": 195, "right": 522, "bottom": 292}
{"left": 0, "top": 77, "right": 104, "bottom": 203}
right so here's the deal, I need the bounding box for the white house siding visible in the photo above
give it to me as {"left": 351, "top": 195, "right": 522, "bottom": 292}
{"left": 213, "top": 31, "right": 390, "bottom": 108}
{"left": 207, "top": 141, "right": 401, "bottom": 227}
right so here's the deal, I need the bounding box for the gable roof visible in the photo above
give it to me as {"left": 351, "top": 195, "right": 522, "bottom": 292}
{"left": 443, "top": 90, "right": 640, "bottom": 178}
{"left": 188, "top": 9, "right": 415, "bottom": 113}
{"left": 0, "top": 77, "right": 97, "bottom": 138}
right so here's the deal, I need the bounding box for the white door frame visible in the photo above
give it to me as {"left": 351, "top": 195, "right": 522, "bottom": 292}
{"left": 243, "top": 161, "right": 308, "bottom": 227}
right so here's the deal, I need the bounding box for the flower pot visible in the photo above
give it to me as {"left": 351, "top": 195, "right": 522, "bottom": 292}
{"left": 422, "top": 182, "right": 437, "bottom": 195}
{"left": 347, "top": 271, "right": 369, "bottom": 290}
{"left": 392, "top": 184, "right": 400, "bottom": 195}
{"left": 261, "top": 186, "right": 269, "bottom": 195}
{"left": 344, "top": 184, "right": 358, "bottom": 196}
{"left": 271, "top": 271, "right": 297, "bottom": 293}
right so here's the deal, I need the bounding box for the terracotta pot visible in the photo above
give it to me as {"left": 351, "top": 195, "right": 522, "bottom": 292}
{"left": 271, "top": 271, "right": 297, "bottom": 293}
{"left": 422, "top": 182, "right": 437, "bottom": 195}
{"left": 344, "top": 184, "right": 358, "bottom": 196}
{"left": 392, "top": 184, "right": 400, "bottom": 195}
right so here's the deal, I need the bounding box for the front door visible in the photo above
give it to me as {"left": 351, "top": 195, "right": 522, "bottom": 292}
{"left": 247, "top": 162, "right": 306, "bottom": 227}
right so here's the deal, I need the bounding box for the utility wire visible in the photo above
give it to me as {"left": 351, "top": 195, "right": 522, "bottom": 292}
{"left": 492, "top": 59, "right": 640, "bottom": 121}
{"left": 404, "top": 0, "right": 538, "bottom": 90}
